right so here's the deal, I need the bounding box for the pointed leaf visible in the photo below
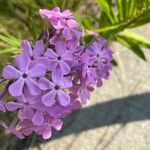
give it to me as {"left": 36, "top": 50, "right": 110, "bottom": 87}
{"left": 116, "top": 35, "right": 146, "bottom": 61}
{"left": 121, "top": 31, "right": 150, "bottom": 48}
{"left": 127, "top": 0, "right": 137, "bottom": 18}
{"left": 117, "top": 0, "right": 127, "bottom": 21}
{"left": 96, "top": 0, "right": 116, "bottom": 23}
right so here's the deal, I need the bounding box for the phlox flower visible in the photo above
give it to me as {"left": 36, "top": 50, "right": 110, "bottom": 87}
{"left": 2, "top": 55, "right": 46, "bottom": 96}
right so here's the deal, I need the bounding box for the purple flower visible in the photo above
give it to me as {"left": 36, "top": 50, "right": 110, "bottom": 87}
{"left": 40, "top": 8, "right": 82, "bottom": 41}
{"left": 39, "top": 7, "right": 73, "bottom": 30}
{"left": 39, "top": 74, "right": 72, "bottom": 107}
{"left": 61, "top": 19, "right": 82, "bottom": 40}
{"left": 81, "top": 53, "right": 97, "bottom": 84}
{"left": 45, "top": 41, "right": 73, "bottom": 75}
{"left": 35, "top": 118, "right": 63, "bottom": 139}
{"left": 0, "top": 119, "right": 25, "bottom": 139}
{"left": 40, "top": 7, "right": 72, "bottom": 20}
{"left": 2, "top": 55, "right": 46, "bottom": 96}
{"left": 21, "top": 40, "right": 48, "bottom": 66}
{"left": 88, "top": 40, "right": 112, "bottom": 70}
{"left": 0, "top": 7, "right": 113, "bottom": 140}
{"left": 78, "top": 80, "right": 94, "bottom": 104}
{"left": 47, "top": 97, "right": 81, "bottom": 118}
{"left": 5, "top": 91, "right": 46, "bottom": 126}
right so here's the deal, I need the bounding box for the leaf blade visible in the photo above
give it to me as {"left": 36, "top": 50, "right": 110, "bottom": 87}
{"left": 116, "top": 35, "right": 146, "bottom": 61}
{"left": 96, "top": 0, "right": 116, "bottom": 24}
{"left": 121, "top": 30, "right": 150, "bottom": 48}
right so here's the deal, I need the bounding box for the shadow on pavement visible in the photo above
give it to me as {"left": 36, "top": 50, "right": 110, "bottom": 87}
{"left": 8, "top": 92, "right": 150, "bottom": 149}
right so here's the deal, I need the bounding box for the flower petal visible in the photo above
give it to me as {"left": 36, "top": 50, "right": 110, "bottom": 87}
{"left": 51, "top": 69, "right": 63, "bottom": 85}
{"left": 5, "top": 102, "right": 23, "bottom": 111}
{"left": 67, "top": 19, "right": 79, "bottom": 28}
{"left": 57, "top": 90, "right": 70, "bottom": 106}
{"left": 18, "top": 106, "right": 34, "bottom": 120}
{"left": 28, "top": 64, "right": 46, "bottom": 78}
{"left": 63, "top": 52, "right": 73, "bottom": 61}
{"left": 33, "top": 40, "right": 45, "bottom": 57}
{"left": 52, "top": 119, "right": 63, "bottom": 131}
{"left": 59, "top": 61, "right": 70, "bottom": 75}
{"left": 79, "top": 88, "right": 90, "bottom": 104}
{"left": 55, "top": 41, "right": 66, "bottom": 54}
{"left": 32, "top": 111, "right": 44, "bottom": 125}
{"left": 26, "top": 79, "right": 40, "bottom": 95}
{"left": 49, "top": 61, "right": 58, "bottom": 71}
{"left": 39, "top": 9, "right": 53, "bottom": 19}
{"left": 42, "top": 127, "right": 52, "bottom": 139}
{"left": 42, "top": 90, "right": 56, "bottom": 106}
{"left": 45, "top": 48, "right": 58, "bottom": 58}
{"left": 9, "top": 78, "right": 25, "bottom": 96}
{"left": 58, "top": 77, "right": 72, "bottom": 89}
{"left": 62, "top": 28, "right": 72, "bottom": 40}
{"left": 15, "top": 55, "right": 30, "bottom": 73}
{"left": 21, "top": 40, "right": 32, "bottom": 56}
{"left": 2, "top": 65, "right": 21, "bottom": 80}
{"left": 39, "top": 78, "right": 54, "bottom": 90}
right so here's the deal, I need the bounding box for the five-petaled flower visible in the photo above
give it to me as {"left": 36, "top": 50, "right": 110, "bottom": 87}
{"left": 45, "top": 41, "right": 73, "bottom": 75}
{"left": 2, "top": 55, "right": 46, "bottom": 96}
{"left": 39, "top": 73, "right": 72, "bottom": 106}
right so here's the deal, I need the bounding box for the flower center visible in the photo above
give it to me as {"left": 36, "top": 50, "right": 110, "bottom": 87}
{"left": 30, "top": 56, "right": 34, "bottom": 60}
{"left": 96, "top": 54, "right": 99, "bottom": 57}
{"left": 26, "top": 102, "right": 29, "bottom": 105}
{"left": 57, "top": 56, "right": 62, "bottom": 60}
{"left": 55, "top": 85, "right": 60, "bottom": 90}
{"left": 22, "top": 73, "right": 28, "bottom": 78}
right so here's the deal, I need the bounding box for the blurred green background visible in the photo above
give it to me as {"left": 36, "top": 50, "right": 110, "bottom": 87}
{"left": 0, "top": 0, "right": 150, "bottom": 149}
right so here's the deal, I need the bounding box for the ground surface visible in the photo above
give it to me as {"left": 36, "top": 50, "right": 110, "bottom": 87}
{"left": 30, "top": 24, "right": 150, "bottom": 150}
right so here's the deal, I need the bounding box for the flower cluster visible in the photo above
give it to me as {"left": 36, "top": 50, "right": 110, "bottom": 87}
{"left": 0, "top": 7, "right": 113, "bottom": 139}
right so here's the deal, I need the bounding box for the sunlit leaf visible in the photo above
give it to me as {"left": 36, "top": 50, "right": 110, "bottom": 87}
{"left": 126, "top": 0, "right": 137, "bottom": 18}
{"left": 117, "top": 0, "right": 127, "bottom": 21}
{"left": 96, "top": 0, "right": 116, "bottom": 24}
{"left": 0, "top": 33, "right": 20, "bottom": 47}
{"left": 116, "top": 35, "right": 146, "bottom": 61}
{"left": 121, "top": 30, "right": 150, "bottom": 48}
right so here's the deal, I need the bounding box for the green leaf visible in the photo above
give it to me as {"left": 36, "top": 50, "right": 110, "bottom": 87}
{"left": 121, "top": 30, "right": 150, "bottom": 48}
{"left": 0, "top": 47, "right": 19, "bottom": 55}
{"left": 117, "top": 0, "right": 127, "bottom": 21}
{"left": 81, "top": 19, "right": 93, "bottom": 29}
{"left": 127, "top": 0, "right": 137, "bottom": 18}
{"left": 116, "top": 35, "right": 146, "bottom": 61}
{"left": 99, "top": 11, "right": 112, "bottom": 27}
{"left": 96, "top": 0, "right": 116, "bottom": 24}
{"left": 130, "top": 11, "right": 150, "bottom": 27}
{"left": 0, "top": 33, "right": 20, "bottom": 47}
{"left": 143, "top": 0, "right": 149, "bottom": 9}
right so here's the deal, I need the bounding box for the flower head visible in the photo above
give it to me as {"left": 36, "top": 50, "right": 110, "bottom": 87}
{"left": 45, "top": 41, "right": 73, "bottom": 75}
{"left": 2, "top": 55, "right": 46, "bottom": 96}
{"left": 0, "top": 7, "right": 113, "bottom": 140}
